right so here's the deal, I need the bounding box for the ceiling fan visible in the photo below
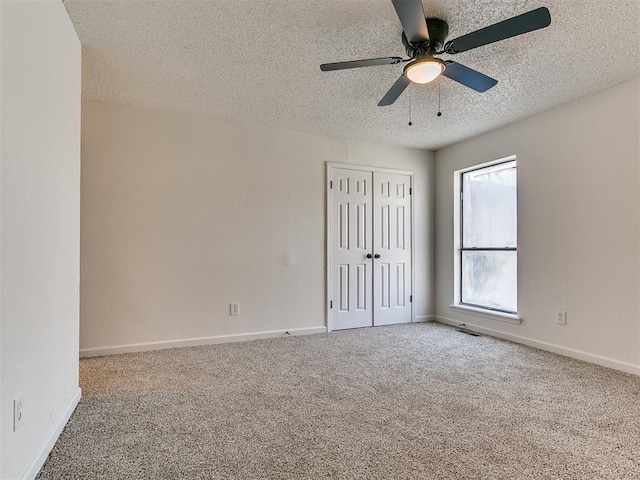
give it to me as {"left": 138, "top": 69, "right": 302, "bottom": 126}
{"left": 320, "top": 0, "right": 551, "bottom": 106}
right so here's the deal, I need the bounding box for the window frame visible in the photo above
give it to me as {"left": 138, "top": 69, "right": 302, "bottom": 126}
{"left": 452, "top": 156, "right": 520, "bottom": 323}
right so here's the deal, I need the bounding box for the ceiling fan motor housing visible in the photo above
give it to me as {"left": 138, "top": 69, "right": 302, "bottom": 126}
{"left": 402, "top": 18, "right": 449, "bottom": 57}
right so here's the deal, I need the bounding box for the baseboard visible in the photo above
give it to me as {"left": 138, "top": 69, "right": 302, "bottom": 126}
{"left": 22, "top": 387, "right": 81, "bottom": 480}
{"left": 414, "top": 315, "right": 437, "bottom": 323}
{"left": 80, "top": 326, "right": 328, "bottom": 358}
{"left": 434, "top": 316, "right": 640, "bottom": 377}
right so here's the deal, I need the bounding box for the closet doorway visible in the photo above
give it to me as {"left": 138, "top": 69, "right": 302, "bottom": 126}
{"left": 327, "top": 163, "right": 414, "bottom": 331}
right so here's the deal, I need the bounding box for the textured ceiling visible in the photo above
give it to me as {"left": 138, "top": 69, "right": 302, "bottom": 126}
{"left": 64, "top": 0, "right": 640, "bottom": 150}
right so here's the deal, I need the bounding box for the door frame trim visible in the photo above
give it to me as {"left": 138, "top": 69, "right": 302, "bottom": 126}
{"left": 326, "top": 162, "right": 416, "bottom": 332}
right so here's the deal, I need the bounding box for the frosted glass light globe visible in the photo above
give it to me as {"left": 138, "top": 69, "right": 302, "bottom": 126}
{"left": 405, "top": 58, "right": 445, "bottom": 84}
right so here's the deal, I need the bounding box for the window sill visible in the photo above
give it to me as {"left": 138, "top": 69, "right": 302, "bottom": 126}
{"left": 449, "top": 304, "right": 522, "bottom": 325}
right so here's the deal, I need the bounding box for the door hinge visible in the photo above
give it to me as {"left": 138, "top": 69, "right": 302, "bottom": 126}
{"left": 409, "top": 187, "right": 412, "bottom": 195}
{"left": 460, "top": 191, "right": 463, "bottom": 201}
{"left": 330, "top": 300, "right": 333, "bottom": 308}
{"left": 410, "top": 295, "right": 413, "bottom": 302}
{"left": 330, "top": 181, "right": 333, "bottom": 189}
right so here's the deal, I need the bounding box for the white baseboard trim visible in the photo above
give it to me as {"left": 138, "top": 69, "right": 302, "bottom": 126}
{"left": 434, "top": 316, "right": 640, "bottom": 377}
{"left": 23, "top": 387, "right": 81, "bottom": 480}
{"left": 414, "top": 315, "right": 437, "bottom": 323}
{"left": 80, "top": 326, "right": 328, "bottom": 358}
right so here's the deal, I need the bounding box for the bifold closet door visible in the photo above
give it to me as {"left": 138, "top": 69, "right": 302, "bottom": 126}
{"left": 372, "top": 172, "right": 412, "bottom": 326}
{"left": 330, "top": 168, "right": 374, "bottom": 330}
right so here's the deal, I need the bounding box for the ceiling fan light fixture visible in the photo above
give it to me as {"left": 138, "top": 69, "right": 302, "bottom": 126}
{"left": 404, "top": 57, "right": 446, "bottom": 84}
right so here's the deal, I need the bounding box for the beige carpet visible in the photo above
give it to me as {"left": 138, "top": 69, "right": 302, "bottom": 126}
{"left": 38, "top": 322, "right": 640, "bottom": 479}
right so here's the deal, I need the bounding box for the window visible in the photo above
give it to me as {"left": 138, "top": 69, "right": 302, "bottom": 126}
{"left": 457, "top": 159, "right": 517, "bottom": 315}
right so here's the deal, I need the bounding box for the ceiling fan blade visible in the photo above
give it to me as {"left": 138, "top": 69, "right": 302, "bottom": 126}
{"left": 321, "top": 57, "right": 404, "bottom": 71}
{"left": 442, "top": 61, "right": 498, "bottom": 92}
{"left": 444, "top": 7, "right": 551, "bottom": 54}
{"left": 392, "top": 0, "right": 429, "bottom": 44}
{"left": 378, "top": 74, "right": 411, "bottom": 106}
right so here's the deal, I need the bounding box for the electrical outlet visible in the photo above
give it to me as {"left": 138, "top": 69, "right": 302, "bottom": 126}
{"left": 556, "top": 311, "right": 567, "bottom": 325}
{"left": 13, "top": 396, "right": 24, "bottom": 432}
{"left": 230, "top": 303, "right": 240, "bottom": 316}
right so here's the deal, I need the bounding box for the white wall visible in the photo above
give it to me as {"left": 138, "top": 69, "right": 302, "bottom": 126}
{"left": 80, "top": 100, "right": 434, "bottom": 353}
{"left": 434, "top": 77, "right": 640, "bottom": 374}
{"left": 0, "top": 1, "right": 81, "bottom": 478}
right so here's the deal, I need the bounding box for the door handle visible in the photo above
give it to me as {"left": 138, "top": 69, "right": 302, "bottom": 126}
{"left": 366, "top": 253, "right": 373, "bottom": 259}
{"left": 374, "top": 254, "right": 380, "bottom": 259}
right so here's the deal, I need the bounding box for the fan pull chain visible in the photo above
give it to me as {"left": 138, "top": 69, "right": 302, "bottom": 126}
{"left": 437, "top": 81, "right": 442, "bottom": 117}
{"left": 408, "top": 91, "right": 413, "bottom": 126}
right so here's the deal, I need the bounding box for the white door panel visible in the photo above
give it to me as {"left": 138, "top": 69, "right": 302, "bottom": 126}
{"left": 373, "top": 172, "right": 412, "bottom": 326}
{"left": 330, "top": 168, "right": 373, "bottom": 330}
